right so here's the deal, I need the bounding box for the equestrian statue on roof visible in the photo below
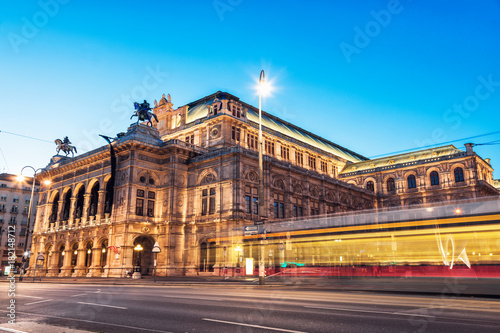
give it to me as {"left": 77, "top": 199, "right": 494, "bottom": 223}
{"left": 54, "top": 136, "right": 77, "bottom": 157}
{"left": 130, "top": 100, "right": 158, "bottom": 126}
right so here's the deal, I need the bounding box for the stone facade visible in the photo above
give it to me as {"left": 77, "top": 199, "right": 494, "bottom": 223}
{"left": 27, "top": 91, "right": 499, "bottom": 277}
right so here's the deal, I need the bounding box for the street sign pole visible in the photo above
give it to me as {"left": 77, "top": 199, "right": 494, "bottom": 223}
{"left": 152, "top": 242, "right": 161, "bottom": 283}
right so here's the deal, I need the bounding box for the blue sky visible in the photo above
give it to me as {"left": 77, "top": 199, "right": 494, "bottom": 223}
{"left": 1, "top": 0, "right": 499, "bottom": 178}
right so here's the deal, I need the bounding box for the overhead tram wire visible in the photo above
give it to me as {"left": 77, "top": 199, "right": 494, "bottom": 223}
{"left": 0, "top": 130, "right": 89, "bottom": 152}
{"left": 368, "top": 130, "right": 500, "bottom": 159}
{"left": 0, "top": 145, "right": 10, "bottom": 172}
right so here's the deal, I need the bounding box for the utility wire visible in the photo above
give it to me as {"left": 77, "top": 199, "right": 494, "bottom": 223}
{"left": 0, "top": 145, "right": 10, "bottom": 173}
{"left": 369, "top": 130, "right": 500, "bottom": 159}
{"left": 0, "top": 130, "right": 89, "bottom": 152}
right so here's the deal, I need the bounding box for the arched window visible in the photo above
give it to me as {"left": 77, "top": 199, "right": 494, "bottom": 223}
{"left": 430, "top": 171, "right": 439, "bottom": 186}
{"left": 75, "top": 186, "right": 85, "bottom": 219}
{"left": 454, "top": 168, "right": 464, "bottom": 182}
{"left": 62, "top": 189, "right": 72, "bottom": 221}
{"left": 386, "top": 178, "right": 395, "bottom": 192}
{"left": 407, "top": 175, "right": 417, "bottom": 189}
{"left": 49, "top": 192, "right": 59, "bottom": 225}
{"left": 88, "top": 182, "right": 100, "bottom": 218}
{"left": 366, "top": 181, "right": 374, "bottom": 192}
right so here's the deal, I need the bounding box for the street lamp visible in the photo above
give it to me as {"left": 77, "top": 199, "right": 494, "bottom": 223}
{"left": 152, "top": 242, "right": 161, "bottom": 283}
{"left": 133, "top": 244, "right": 143, "bottom": 279}
{"left": 257, "top": 70, "right": 270, "bottom": 285}
{"left": 17, "top": 166, "right": 49, "bottom": 282}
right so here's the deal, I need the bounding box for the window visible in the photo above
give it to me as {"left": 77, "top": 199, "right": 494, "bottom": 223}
{"left": 387, "top": 178, "right": 395, "bottom": 192}
{"left": 9, "top": 217, "right": 16, "bottom": 224}
{"left": 311, "top": 201, "right": 320, "bottom": 215}
{"left": 23, "top": 206, "right": 29, "bottom": 214}
{"left": 202, "top": 188, "right": 216, "bottom": 215}
{"left": 281, "top": 146, "right": 290, "bottom": 161}
{"left": 321, "top": 161, "right": 328, "bottom": 173}
{"left": 273, "top": 193, "right": 285, "bottom": 219}
{"left": 13, "top": 196, "right": 19, "bottom": 203}
{"left": 366, "top": 181, "right": 374, "bottom": 192}
{"left": 136, "top": 198, "right": 144, "bottom": 216}
{"left": 245, "top": 186, "right": 259, "bottom": 215}
{"left": 292, "top": 197, "right": 303, "bottom": 217}
{"left": 454, "top": 168, "right": 464, "bottom": 182}
{"left": 25, "top": 198, "right": 30, "bottom": 204}
{"left": 231, "top": 126, "right": 241, "bottom": 141}
{"left": 0, "top": 195, "right": 6, "bottom": 202}
{"left": 0, "top": 204, "right": 4, "bottom": 212}
{"left": 247, "top": 134, "right": 257, "bottom": 149}
{"left": 11, "top": 205, "right": 18, "bottom": 213}
{"left": 137, "top": 189, "right": 145, "bottom": 197}
{"left": 407, "top": 175, "right": 417, "bottom": 189}
{"left": 185, "top": 134, "right": 194, "bottom": 144}
{"left": 308, "top": 156, "right": 316, "bottom": 169}
{"left": 430, "top": 171, "right": 439, "bottom": 186}
{"left": 245, "top": 195, "right": 251, "bottom": 213}
{"left": 327, "top": 204, "right": 335, "bottom": 215}
{"left": 265, "top": 140, "right": 275, "bottom": 155}
{"left": 231, "top": 104, "right": 241, "bottom": 117}
{"left": 147, "top": 191, "right": 155, "bottom": 217}
{"left": 213, "top": 103, "right": 219, "bottom": 115}
{"left": 20, "top": 228, "right": 26, "bottom": 236}
{"left": 296, "top": 152, "right": 303, "bottom": 166}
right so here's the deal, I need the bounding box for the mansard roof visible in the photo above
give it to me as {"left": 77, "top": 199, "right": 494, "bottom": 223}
{"left": 183, "top": 91, "right": 367, "bottom": 163}
{"left": 339, "top": 145, "right": 465, "bottom": 176}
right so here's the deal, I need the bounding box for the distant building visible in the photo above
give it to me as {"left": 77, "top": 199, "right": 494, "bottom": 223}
{"left": 0, "top": 173, "right": 39, "bottom": 272}
{"left": 26, "top": 91, "right": 499, "bottom": 278}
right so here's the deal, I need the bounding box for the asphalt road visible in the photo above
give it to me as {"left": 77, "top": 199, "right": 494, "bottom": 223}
{"left": 1, "top": 283, "right": 500, "bottom": 333}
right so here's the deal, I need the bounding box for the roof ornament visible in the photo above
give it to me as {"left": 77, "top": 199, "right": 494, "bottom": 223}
{"left": 131, "top": 100, "right": 158, "bottom": 126}
{"left": 167, "top": 93, "right": 171, "bottom": 103}
{"left": 54, "top": 136, "right": 77, "bottom": 157}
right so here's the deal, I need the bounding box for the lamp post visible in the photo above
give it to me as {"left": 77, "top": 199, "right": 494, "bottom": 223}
{"left": 133, "top": 244, "right": 143, "bottom": 279}
{"left": 17, "top": 166, "right": 48, "bottom": 282}
{"left": 258, "top": 70, "right": 268, "bottom": 285}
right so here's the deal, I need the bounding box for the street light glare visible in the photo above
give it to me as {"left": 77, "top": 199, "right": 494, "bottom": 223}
{"left": 258, "top": 79, "right": 273, "bottom": 97}
{"left": 43, "top": 180, "right": 51, "bottom": 185}
{"left": 16, "top": 174, "right": 25, "bottom": 182}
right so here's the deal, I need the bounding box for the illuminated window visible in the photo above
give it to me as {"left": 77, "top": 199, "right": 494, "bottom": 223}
{"left": 366, "top": 181, "right": 374, "bottom": 192}
{"left": 430, "top": 171, "right": 439, "bottom": 186}
{"left": 387, "top": 178, "right": 395, "bottom": 192}
{"left": 202, "top": 188, "right": 216, "bottom": 215}
{"left": 454, "top": 167, "right": 464, "bottom": 182}
{"left": 407, "top": 175, "right": 417, "bottom": 189}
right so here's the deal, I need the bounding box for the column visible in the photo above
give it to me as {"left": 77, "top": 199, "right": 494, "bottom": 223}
{"left": 55, "top": 199, "right": 64, "bottom": 230}
{"left": 68, "top": 197, "right": 77, "bottom": 228}
{"left": 82, "top": 194, "right": 91, "bottom": 225}
{"left": 73, "top": 241, "right": 86, "bottom": 277}
{"left": 97, "top": 190, "right": 106, "bottom": 222}
{"left": 60, "top": 239, "right": 72, "bottom": 277}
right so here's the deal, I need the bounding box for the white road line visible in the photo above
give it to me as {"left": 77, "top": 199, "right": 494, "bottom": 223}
{"left": 70, "top": 294, "right": 89, "bottom": 297}
{"left": 202, "top": 318, "right": 308, "bottom": 333}
{"left": 0, "top": 327, "right": 29, "bottom": 333}
{"left": 24, "top": 299, "right": 52, "bottom": 306}
{"left": 16, "top": 295, "right": 43, "bottom": 299}
{"left": 162, "top": 295, "right": 222, "bottom": 301}
{"left": 76, "top": 302, "right": 127, "bottom": 309}
{"left": 0, "top": 309, "right": 173, "bottom": 333}
{"left": 304, "top": 305, "right": 435, "bottom": 318}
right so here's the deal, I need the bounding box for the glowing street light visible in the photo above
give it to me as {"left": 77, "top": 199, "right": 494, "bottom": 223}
{"left": 133, "top": 244, "right": 143, "bottom": 279}
{"left": 17, "top": 166, "right": 49, "bottom": 282}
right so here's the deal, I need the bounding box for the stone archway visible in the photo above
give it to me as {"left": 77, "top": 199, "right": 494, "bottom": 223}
{"left": 133, "top": 236, "right": 154, "bottom": 275}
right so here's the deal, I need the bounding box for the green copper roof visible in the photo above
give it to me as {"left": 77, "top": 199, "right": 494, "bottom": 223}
{"left": 184, "top": 92, "right": 366, "bottom": 163}
{"left": 340, "top": 145, "right": 464, "bottom": 175}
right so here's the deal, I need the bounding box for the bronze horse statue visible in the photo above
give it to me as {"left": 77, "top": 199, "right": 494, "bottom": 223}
{"left": 131, "top": 100, "right": 158, "bottom": 126}
{"left": 55, "top": 137, "right": 77, "bottom": 157}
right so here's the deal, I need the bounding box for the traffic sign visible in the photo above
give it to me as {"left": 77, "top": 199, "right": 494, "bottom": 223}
{"left": 152, "top": 241, "right": 161, "bottom": 253}
{"left": 244, "top": 226, "right": 258, "bottom": 232}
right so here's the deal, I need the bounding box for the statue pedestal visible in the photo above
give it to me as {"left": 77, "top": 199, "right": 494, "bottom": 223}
{"left": 47, "top": 155, "right": 70, "bottom": 169}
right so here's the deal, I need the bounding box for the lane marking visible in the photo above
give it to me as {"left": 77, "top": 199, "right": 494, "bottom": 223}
{"left": 70, "top": 294, "right": 89, "bottom": 297}
{"left": 0, "top": 327, "right": 29, "bottom": 333}
{"left": 76, "top": 302, "right": 127, "bottom": 310}
{"left": 0, "top": 309, "right": 172, "bottom": 333}
{"left": 304, "top": 306, "right": 435, "bottom": 318}
{"left": 16, "top": 295, "right": 43, "bottom": 299}
{"left": 24, "top": 299, "right": 52, "bottom": 306}
{"left": 162, "top": 295, "right": 222, "bottom": 301}
{"left": 202, "top": 318, "right": 308, "bottom": 333}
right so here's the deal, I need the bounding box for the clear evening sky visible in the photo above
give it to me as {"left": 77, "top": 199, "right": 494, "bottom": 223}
{"left": 1, "top": 0, "right": 499, "bottom": 178}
